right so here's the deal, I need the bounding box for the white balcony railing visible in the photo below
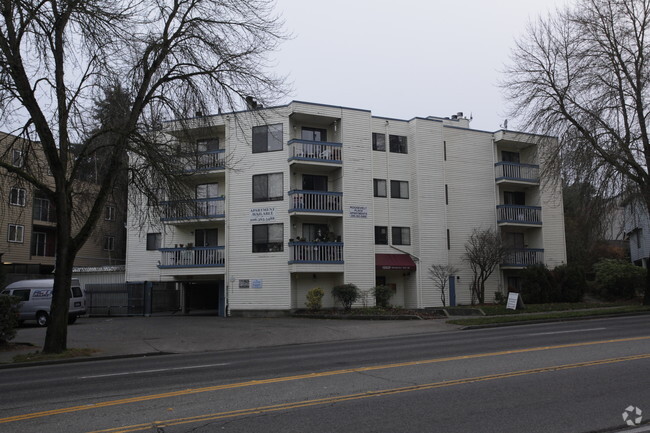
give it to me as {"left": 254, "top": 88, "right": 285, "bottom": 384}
{"left": 159, "top": 246, "right": 225, "bottom": 268}
{"left": 289, "top": 242, "right": 344, "bottom": 263}
{"left": 161, "top": 197, "right": 225, "bottom": 221}
{"left": 495, "top": 162, "right": 540, "bottom": 182}
{"left": 497, "top": 205, "right": 542, "bottom": 225}
{"left": 180, "top": 150, "right": 226, "bottom": 172}
{"left": 288, "top": 190, "right": 343, "bottom": 213}
{"left": 502, "top": 248, "right": 544, "bottom": 267}
{"left": 288, "top": 139, "right": 342, "bottom": 163}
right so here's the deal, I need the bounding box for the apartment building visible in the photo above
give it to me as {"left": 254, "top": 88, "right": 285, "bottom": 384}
{"left": 0, "top": 132, "right": 126, "bottom": 283}
{"left": 125, "top": 101, "right": 567, "bottom": 315}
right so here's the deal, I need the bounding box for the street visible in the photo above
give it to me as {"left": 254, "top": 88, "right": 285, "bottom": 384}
{"left": 2, "top": 315, "right": 650, "bottom": 432}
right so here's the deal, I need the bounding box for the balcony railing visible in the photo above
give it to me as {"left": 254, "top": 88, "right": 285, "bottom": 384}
{"left": 288, "top": 190, "right": 343, "bottom": 213}
{"left": 497, "top": 205, "right": 542, "bottom": 225}
{"left": 287, "top": 139, "right": 342, "bottom": 163}
{"left": 160, "top": 197, "right": 225, "bottom": 221}
{"left": 289, "top": 242, "right": 344, "bottom": 263}
{"left": 181, "top": 150, "right": 226, "bottom": 172}
{"left": 159, "top": 246, "right": 225, "bottom": 268}
{"left": 502, "top": 248, "right": 544, "bottom": 267}
{"left": 495, "top": 162, "right": 540, "bottom": 183}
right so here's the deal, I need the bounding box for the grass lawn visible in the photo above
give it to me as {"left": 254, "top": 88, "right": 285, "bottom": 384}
{"left": 12, "top": 347, "right": 98, "bottom": 363}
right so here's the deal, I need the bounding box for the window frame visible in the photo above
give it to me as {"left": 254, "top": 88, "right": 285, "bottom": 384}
{"left": 252, "top": 124, "right": 283, "bottom": 153}
{"left": 372, "top": 133, "right": 386, "bottom": 151}
{"left": 392, "top": 226, "right": 411, "bottom": 245}
{"left": 197, "top": 138, "right": 220, "bottom": 152}
{"left": 252, "top": 223, "right": 284, "bottom": 253}
{"left": 146, "top": 232, "right": 162, "bottom": 251}
{"left": 11, "top": 149, "right": 24, "bottom": 167}
{"left": 8, "top": 224, "right": 24, "bottom": 243}
{"left": 389, "top": 135, "right": 408, "bottom": 154}
{"left": 252, "top": 172, "right": 284, "bottom": 202}
{"left": 105, "top": 205, "right": 116, "bottom": 221}
{"left": 373, "top": 179, "right": 387, "bottom": 197}
{"left": 390, "top": 180, "right": 409, "bottom": 199}
{"left": 103, "top": 235, "right": 115, "bottom": 251}
{"left": 9, "top": 187, "right": 26, "bottom": 206}
{"left": 374, "top": 226, "right": 388, "bottom": 245}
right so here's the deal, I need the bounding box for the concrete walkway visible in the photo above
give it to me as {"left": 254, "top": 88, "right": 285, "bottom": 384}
{"left": 0, "top": 315, "right": 460, "bottom": 364}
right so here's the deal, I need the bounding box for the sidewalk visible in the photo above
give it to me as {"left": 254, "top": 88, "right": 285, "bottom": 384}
{"left": 0, "top": 315, "right": 460, "bottom": 364}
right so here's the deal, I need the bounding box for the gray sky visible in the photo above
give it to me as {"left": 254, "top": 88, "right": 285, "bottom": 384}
{"left": 273, "top": 0, "right": 564, "bottom": 132}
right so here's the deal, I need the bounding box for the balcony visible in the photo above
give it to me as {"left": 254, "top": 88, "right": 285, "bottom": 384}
{"left": 288, "top": 190, "right": 343, "bottom": 214}
{"left": 288, "top": 242, "right": 344, "bottom": 264}
{"left": 495, "top": 162, "right": 540, "bottom": 185}
{"left": 160, "top": 197, "right": 225, "bottom": 223}
{"left": 159, "top": 246, "right": 225, "bottom": 268}
{"left": 182, "top": 150, "right": 226, "bottom": 172}
{"left": 501, "top": 248, "right": 544, "bottom": 268}
{"left": 497, "top": 205, "right": 542, "bottom": 226}
{"left": 287, "top": 139, "right": 342, "bottom": 165}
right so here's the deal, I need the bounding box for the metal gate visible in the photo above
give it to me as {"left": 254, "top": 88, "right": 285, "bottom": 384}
{"left": 86, "top": 282, "right": 179, "bottom": 316}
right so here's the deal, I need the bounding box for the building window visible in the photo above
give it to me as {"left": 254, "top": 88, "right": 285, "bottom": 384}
{"left": 390, "top": 180, "right": 409, "bottom": 199}
{"left": 33, "top": 191, "right": 55, "bottom": 222}
{"left": 372, "top": 133, "right": 386, "bottom": 151}
{"left": 195, "top": 228, "right": 218, "bottom": 247}
{"left": 12, "top": 149, "right": 24, "bottom": 167}
{"left": 392, "top": 227, "right": 411, "bottom": 245}
{"left": 8, "top": 224, "right": 24, "bottom": 243}
{"left": 105, "top": 205, "right": 116, "bottom": 221}
{"left": 253, "top": 223, "right": 283, "bottom": 252}
{"left": 389, "top": 135, "right": 408, "bottom": 153}
{"left": 31, "top": 231, "right": 55, "bottom": 256}
{"left": 253, "top": 173, "right": 283, "bottom": 202}
{"left": 443, "top": 141, "right": 447, "bottom": 161}
{"left": 103, "top": 236, "right": 115, "bottom": 251}
{"left": 302, "top": 174, "right": 328, "bottom": 191}
{"left": 146, "top": 233, "right": 161, "bottom": 250}
{"left": 197, "top": 138, "right": 219, "bottom": 152}
{"left": 447, "top": 229, "right": 451, "bottom": 250}
{"left": 504, "top": 191, "right": 525, "bottom": 205}
{"left": 301, "top": 127, "right": 327, "bottom": 142}
{"left": 373, "top": 179, "right": 387, "bottom": 197}
{"left": 445, "top": 184, "right": 449, "bottom": 205}
{"left": 375, "top": 226, "right": 388, "bottom": 245}
{"left": 637, "top": 229, "right": 642, "bottom": 249}
{"left": 252, "top": 124, "right": 283, "bottom": 153}
{"left": 9, "top": 187, "right": 26, "bottom": 206}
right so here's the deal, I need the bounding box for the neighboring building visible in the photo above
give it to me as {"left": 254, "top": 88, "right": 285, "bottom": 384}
{"left": 0, "top": 132, "right": 126, "bottom": 284}
{"left": 125, "top": 101, "right": 567, "bottom": 315}
{"left": 625, "top": 200, "right": 650, "bottom": 268}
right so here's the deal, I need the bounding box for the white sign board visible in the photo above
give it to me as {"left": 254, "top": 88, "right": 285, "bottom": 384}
{"left": 349, "top": 205, "right": 368, "bottom": 218}
{"left": 250, "top": 207, "right": 277, "bottom": 223}
{"left": 251, "top": 279, "right": 263, "bottom": 289}
{"left": 506, "top": 292, "right": 521, "bottom": 310}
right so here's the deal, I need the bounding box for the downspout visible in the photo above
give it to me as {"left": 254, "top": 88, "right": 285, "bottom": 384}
{"left": 224, "top": 115, "right": 231, "bottom": 316}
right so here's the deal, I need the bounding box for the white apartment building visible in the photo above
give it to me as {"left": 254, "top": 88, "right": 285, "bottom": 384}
{"left": 125, "top": 101, "right": 567, "bottom": 316}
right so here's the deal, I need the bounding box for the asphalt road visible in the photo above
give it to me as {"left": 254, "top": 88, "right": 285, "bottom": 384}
{"left": 2, "top": 315, "right": 650, "bottom": 432}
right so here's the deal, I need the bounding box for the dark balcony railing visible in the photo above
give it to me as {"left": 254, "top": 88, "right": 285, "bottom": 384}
{"left": 289, "top": 242, "right": 344, "bottom": 263}
{"left": 288, "top": 190, "right": 343, "bottom": 213}
{"left": 288, "top": 139, "right": 342, "bottom": 163}
{"left": 159, "top": 246, "right": 225, "bottom": 268}
{"left": 502, "top": 248, "right": 544, "bottom": 267}
{"left": 161, "top": 197, "right": 225, "bottom": 221}
{"left": 181, "top": 150, "right": 226, "bottom": 172}
{"left": 497, "top": 205, "right": 542, "bottom": 225}
{"left": 495, "top": 162, "right": 540, "bottom": 183}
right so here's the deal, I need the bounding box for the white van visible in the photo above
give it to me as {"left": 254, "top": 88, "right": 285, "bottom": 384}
{"left": 0, "top": 279, "right": 86, "bottom": 326}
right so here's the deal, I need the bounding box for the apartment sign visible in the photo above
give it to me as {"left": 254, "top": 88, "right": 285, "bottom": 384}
{"left": 250, "top": 207, "right": 277, "bottom": 222}
{"left": 349, "top": 205, "right": 368, "bottom": 219}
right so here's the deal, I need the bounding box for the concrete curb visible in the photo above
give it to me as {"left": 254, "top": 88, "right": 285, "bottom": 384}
{"left": 0, "top": 351, "right": 171, "bottom": 370}
{"left": 457, "top": 310, "right": 650, "bottom": 330}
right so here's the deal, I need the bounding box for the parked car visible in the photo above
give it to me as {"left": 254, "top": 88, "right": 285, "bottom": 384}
{"left": 0, "top": 279, "right": 86, "bottom": 326}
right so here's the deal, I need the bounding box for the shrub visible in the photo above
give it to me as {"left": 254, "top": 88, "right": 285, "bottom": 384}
{"left": 519, "top": 264, "right": 556, "bottom": 304}
{"left": 331, "top": 284, "right": 359, "bottom": 311}
{"left": 0, "top": 295, "right": 20, "bottom": 346}
{"left": 305, "top": 287, "right": 325, "bottom": 311}
{"left": 552, "top": 263, "right": 586, "bottom": 302}
{"left": 593, "top": 259, "right": 646, "bottom": 300}
{"left": 372, "top": 285, "right": 394, "bottom": 308}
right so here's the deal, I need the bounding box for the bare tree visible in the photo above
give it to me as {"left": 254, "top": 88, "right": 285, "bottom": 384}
{"left": 427, "top": 264, "right": 459, "bottom": 307}
{"left": 502, "top": 0, "right": 650, "bottom": 304}
{"left": 464, "top": 228, "right": 507, "bottom": 305}
{"left": 0, "top": 0, "right": 287, "bottom": 353}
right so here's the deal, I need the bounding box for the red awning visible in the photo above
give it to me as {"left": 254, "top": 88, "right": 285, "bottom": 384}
{"left": 375, "top": 254, "right": 417, "bottom": 271}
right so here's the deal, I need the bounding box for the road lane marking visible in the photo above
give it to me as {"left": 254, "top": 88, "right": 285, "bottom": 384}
{"left": 86, "top": 352, "right": 650, "bottom": 433}
{"left": 2, "top": 334, "right": 650, "bottom": 424}
{"left": 527, "top": 327, "right": 607, "bottom": 336}
{"left": 79, "top": 363, "right": 230, "bottom": 379}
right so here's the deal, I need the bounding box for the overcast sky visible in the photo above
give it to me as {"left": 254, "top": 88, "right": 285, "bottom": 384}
{"left": 272, "top": 0, "right": 565, "bottom": 132}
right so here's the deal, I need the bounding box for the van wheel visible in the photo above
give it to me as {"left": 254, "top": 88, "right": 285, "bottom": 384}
{"left": 67, "top": 315, "right": 77, "bottom": 325}
{"left": 36, "top": 312, "right": 49, "bottom": 327}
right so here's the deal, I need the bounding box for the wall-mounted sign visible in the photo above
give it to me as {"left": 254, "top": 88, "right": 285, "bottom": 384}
{"left": 251, "top": 279, "right": 263, "bottom": 289}
{"left": 349, "top": 205, "right": 368, "bottom": 218}
{"left": 238, "top": 279, "right": 250, "bottom": 289}
{"left": 250, "top": 207, "right": 277, "bottom": 222}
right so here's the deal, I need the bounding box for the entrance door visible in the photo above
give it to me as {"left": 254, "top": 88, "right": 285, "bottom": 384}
{"left": 302, "top": 174, "right": 328, "bottom": 191}
{"left": 195, "top": 228, "right": 218, "bottom": 247}
{"left": 449, "top": 276, "right": 457, "bottom": 307}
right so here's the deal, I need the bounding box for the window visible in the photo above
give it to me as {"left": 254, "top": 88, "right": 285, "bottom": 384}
{"left": 443, "top": 141, "right": 447, "bottom": 161}
{"left": 12, "top": 289, "right": 30, "bottom": 302}
{"left": 195, "top": 228, "right": 218, "bottom": 247}
{"left": 445, "top": 184, "right": 449, "bottom": 205}
{"left": 504, "top": 191, "right": 525, "bottom": 205}
{"left": 374, "top": 179, "right": 387, "bottom": 197}
{"left": 253, "top": 223, "right": 283, "bottom": 252}
{"left": 146, "top": 233, "right": 161, "bottom": 250}
{"left": 197, "top": 138, "right": 219, "bottom": 152}
{"left": 252, "top": 124, "right": 283, "bottom": 153}
{"left": 502, "top": 151, "right": 520, "bottom": 163}
{"left": 447, "top": 229, "right": 450, "bottom": 250}
{"left": 105, "top": 205, "right": 115, "bottom": 221}
{"left": 375, "top": 226, "right": 388, "bottom": 245}
{"left": 9, "top": 187, "right": 26, "bottom": 206}
{"left": 253, "top": 173, "right": 283, "bottom": 202}
{"left": 12, "top": 149, "right": 24, "bottom": 167}
{"left": 301, "top": 127, "right": 327, "bottom": 142}
{"left": 637, "top": 229, "right": 642, "bottom": 249}
{"left": 302, "top": 174, "right": 328, "bottom": 191}
{"left": 33, "top": 190, "right": 55, "bottom": 222}
{"left": 103, "top": 236, "right": 115, "bottom": 251}
{"left": 389, "top": 135, "right": 407, "bottom": 153}
{"left": 372, "top": 133, "right": 386, "bottom": 151}
{"left": 302, "top": 223, "right": 328, "bottom": 242}
{"left": 392, "top": 227, "right": 411, "bottom": 245}
{"left": 8, "top": 224, "right": 24, "bottom": 243}
{"left": 390, "top": 180, "right": 409, "bottom": 199}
